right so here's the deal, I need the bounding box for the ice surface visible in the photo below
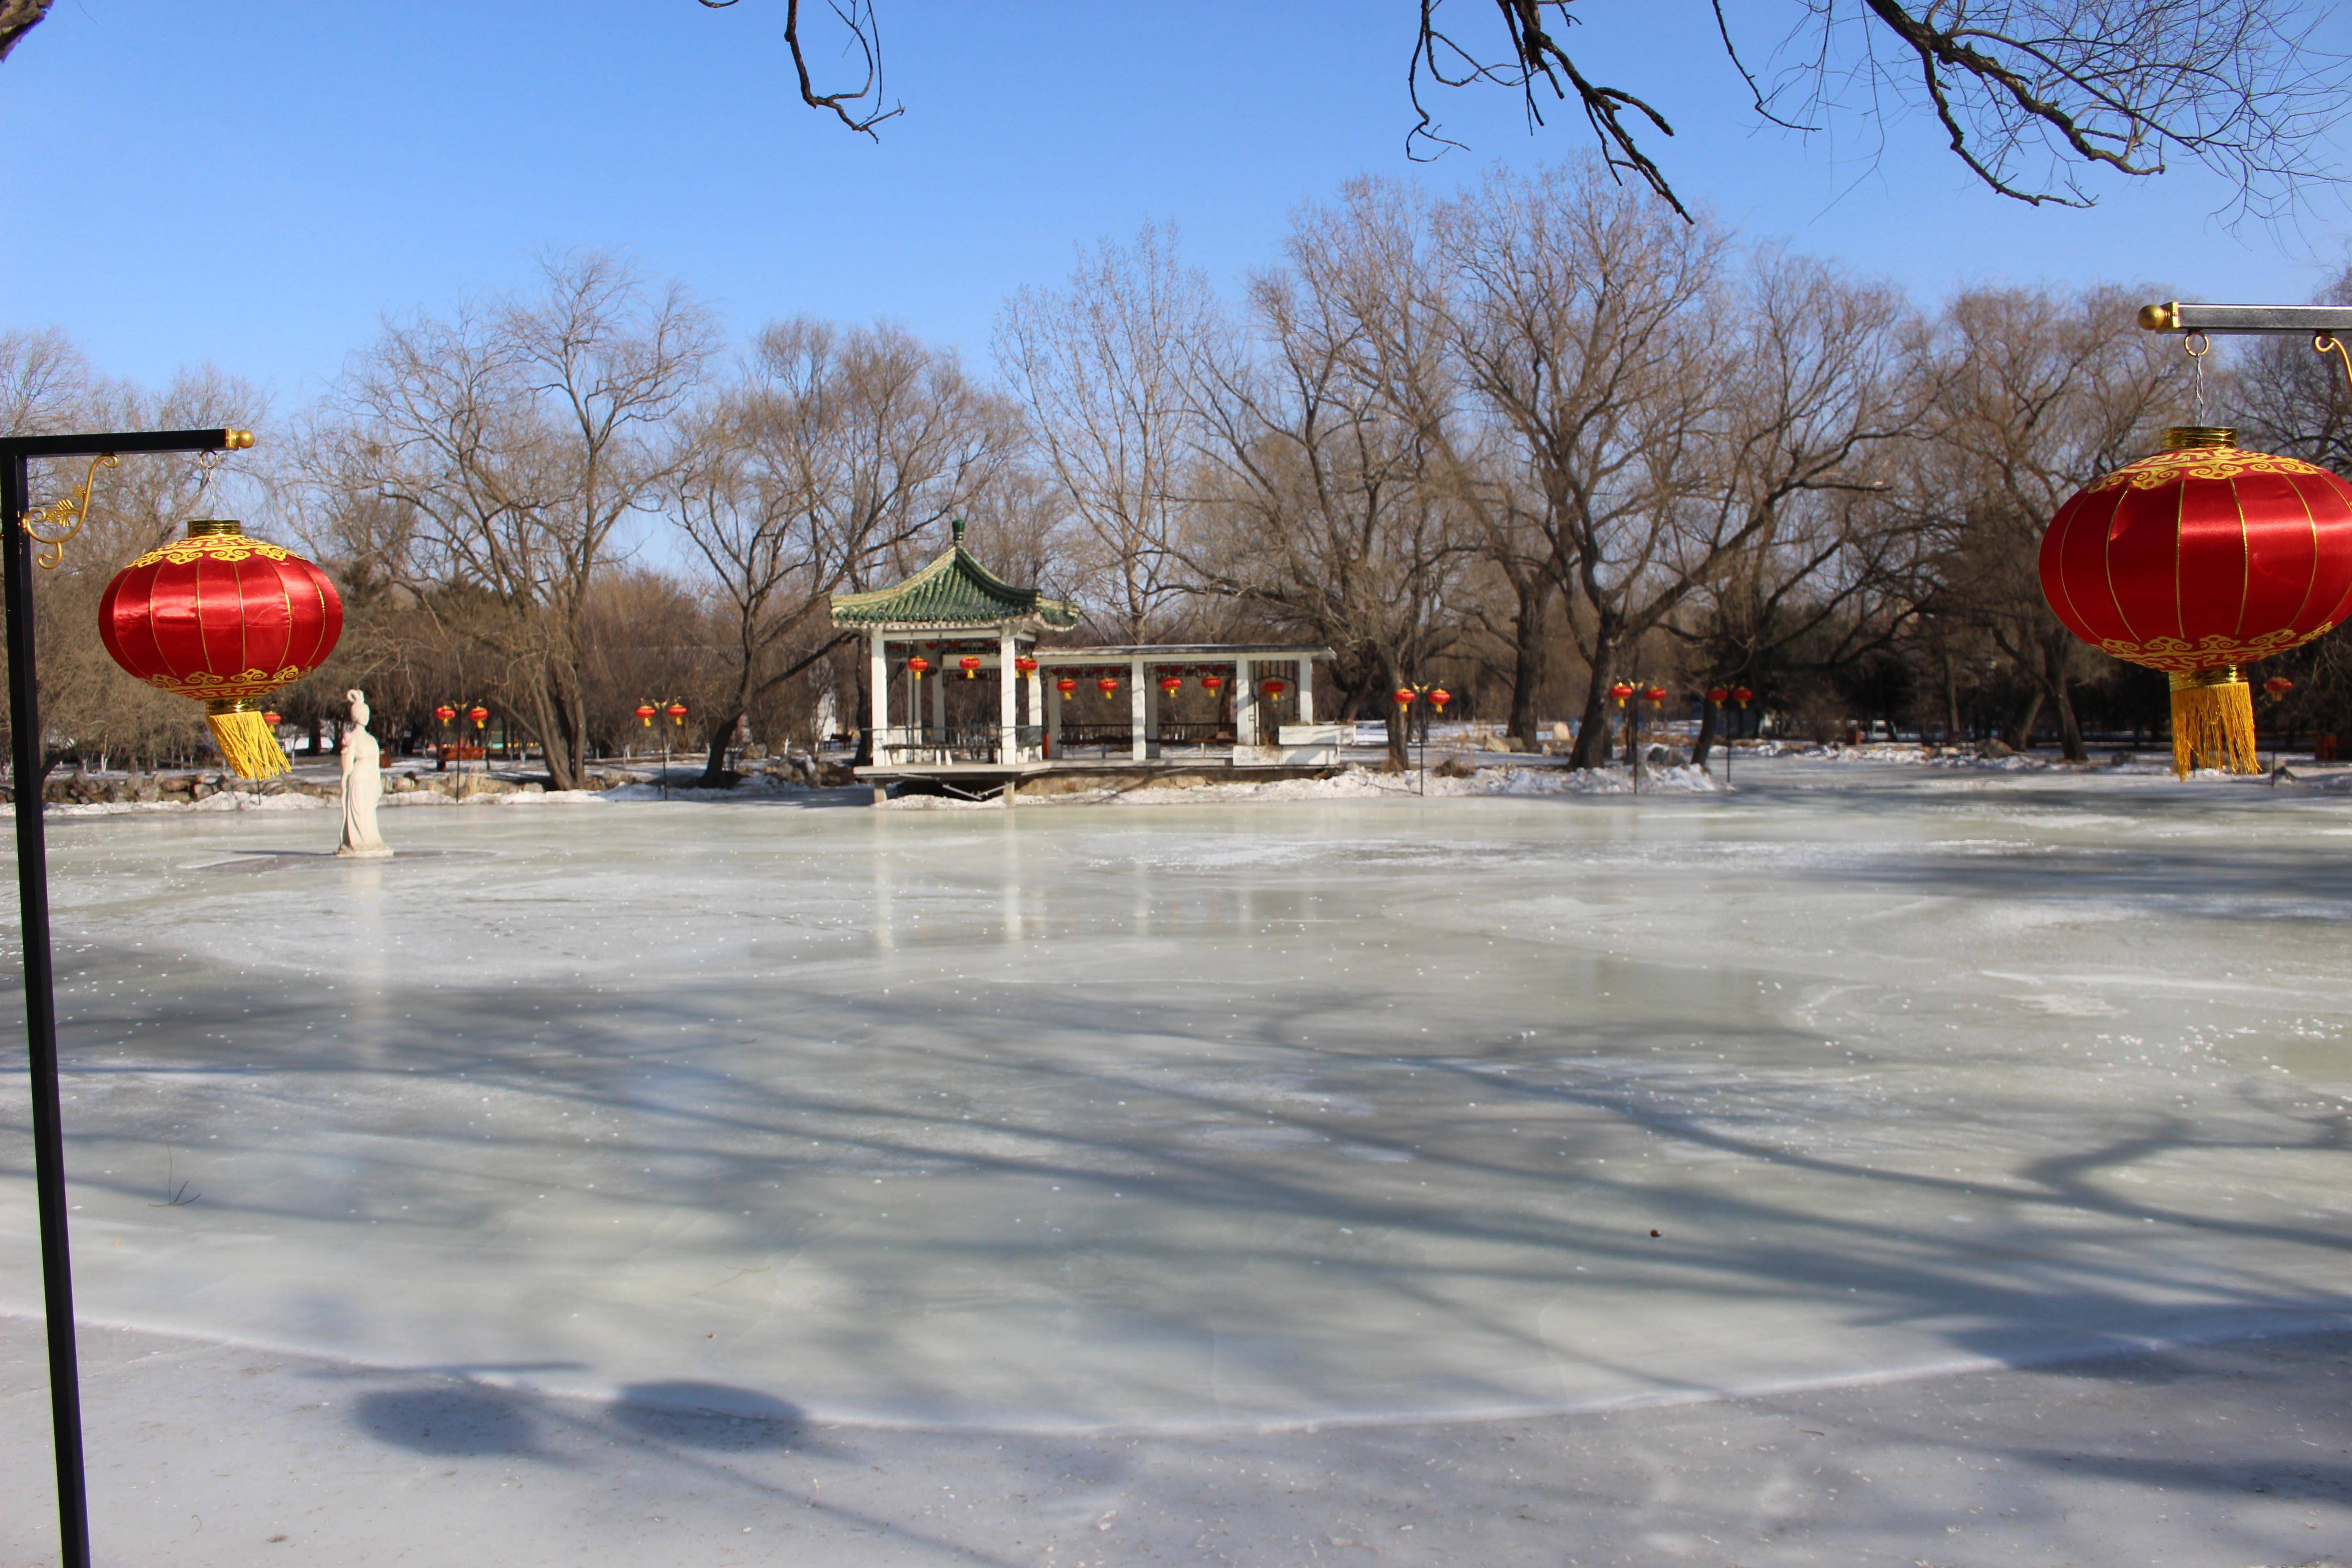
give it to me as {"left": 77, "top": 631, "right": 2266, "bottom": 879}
{"left": 3, "top": 760, "right": 2349, "bottom": 1431}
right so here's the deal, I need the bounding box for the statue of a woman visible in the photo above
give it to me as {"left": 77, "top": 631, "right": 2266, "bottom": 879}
{"left": 338, "top": 688, "right": 392, "bottom": 858}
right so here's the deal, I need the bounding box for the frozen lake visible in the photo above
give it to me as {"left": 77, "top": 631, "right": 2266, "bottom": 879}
{"left": 4, "top": 761, "right": 2349, "bottom": 1432}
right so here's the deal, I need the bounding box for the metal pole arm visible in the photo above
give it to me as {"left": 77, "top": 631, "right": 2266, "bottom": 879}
{"left": 2138, "top": 302, "right": 2352, "bottom": 336}
{"left": 0, "top": 428, "right": 253, "bottom": 460}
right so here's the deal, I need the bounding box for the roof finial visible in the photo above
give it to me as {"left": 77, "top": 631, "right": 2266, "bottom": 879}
{"left": 951, "top": 518, "right": 967, "bottom": 545}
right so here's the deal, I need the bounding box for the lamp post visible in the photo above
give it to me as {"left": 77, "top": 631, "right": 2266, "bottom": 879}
{"left": 2262, "top": 676, "right": 2294, "bottom": 778}
{"left": 433, "top": 703, "right": 456, "bottom": 772}
{"left": 468, "top": 704, "right": 489, "bottom": 779}
{"left": 5, "top": 426, "right": 303, "bottom": 1568}
{"left": 1728, "top": 686, "right": 1754, "bottom": 784}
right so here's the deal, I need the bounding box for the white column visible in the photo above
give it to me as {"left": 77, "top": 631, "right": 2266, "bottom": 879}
{"left": 930, "top": 660, "right": 946, "bottom": 755}
{"left": 1129, "top": 656, "right": 1147, "bottom": 761}
{"left": 1027, "top": 663, "right": 1043, "bottom": 748}
{"left": 868, "top": 631, "right": 888, "bottom": 757}
{"left": 1047, "top": 671, "right": 1063, "bottom": 757}
{"left": 1145, "top": 665, "right": 1162, "bottom": 759}
{"left": 1297, "top": 657, "right": 1315, "bottom": 725}
{"left": 1236, "top": 658, "right": 1256, "bottom": 746}
{"left": 997, "top": 630, "right": 1017, "bottom": 764}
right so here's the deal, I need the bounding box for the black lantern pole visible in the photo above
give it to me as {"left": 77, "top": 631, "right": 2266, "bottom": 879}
{"left": 4, "top": 426, "right": 252, "bottom": 1568}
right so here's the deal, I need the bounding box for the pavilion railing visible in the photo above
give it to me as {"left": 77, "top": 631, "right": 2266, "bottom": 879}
{"left": 871, "top": 724, "right": 1047, "bottom": 767}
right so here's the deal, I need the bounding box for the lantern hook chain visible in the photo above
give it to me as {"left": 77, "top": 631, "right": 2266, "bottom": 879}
{"left": 2182, "top": 332, "right": 2210, "bottom": 424}
{"left": 2315, "top": 333, "right": 2352, "bottom": 407}
{"left": 20, "top": 452, "right": 119, "bottom": 571}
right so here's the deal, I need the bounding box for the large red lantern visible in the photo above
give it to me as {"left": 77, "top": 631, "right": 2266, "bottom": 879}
{"left": 960, "top": 655, "right": 982, "bottom": 679}
{"left": 97, "top": 519, "right": 342, "bottom": 778}
{"left": 906, "top": 655, "right": 931, "bottom": 680}
{"left": 2040, "top": 427, "right": 2352, "bottom": 775}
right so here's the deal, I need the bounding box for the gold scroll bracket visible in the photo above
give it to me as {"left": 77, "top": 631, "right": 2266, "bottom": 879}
{"left": 2316, "top": 333, "right": 2352, "bottom": 406}
{"left": 20, "top": 453, "right": 118, "bottom": 571}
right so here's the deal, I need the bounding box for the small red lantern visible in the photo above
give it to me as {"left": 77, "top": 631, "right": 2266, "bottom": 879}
{"left": 1731, "top": 686, "right": 1753, "bottom": 705}
{"left": 1200, "top": 673, "right": 1225, "bottom": 694}
{"left": 907, "top": 656, "right": 931, "bottom": 680}
{"left": 1015, "top": 656, "right": 1039, "bottom": 676}
{"left": 1643, "top": 686, "right": 1667, "bottom": 705}
{"left": 469, "top": 706, "right": 489, "bottom": 728}
{"left": 2040, "top": 427, "right": 2352, "bottom": 775}
{"left": 1393, "top": 687, "right": 1416, "bottom": 708}
{"left": 262, "top": 710, "right": 281, "bottom": 726}
{"left": 1098, "top": 676, "right": 1121, "bottom": 697}
{"left": 1056, "top": 676, "right": 1078, "bottom": 700}
{"left": 435, "top": 703, "right": 457, "bottom": 725}
{"left": 2264, "top": 676, "right": 2294, "bottom": 699}
{"left": 1259, "top": 677, "right": 1288, "bottom": 699}
{"left": 1706, "top": 686, "right": 1729, "bottom": 705}
{"left": 665, "top": 703, "right": 686, "bottom": 725}
{"left": 1609, "top": 682, "right": 1634, "bottom": 706}
{"left": 1158, "top": 674, "right": 1183, "bottom": 697}
{"left": 960, "top": 655, "right": 983, "bottom": 679}
{"left": 97, "top": 518, "right": 343, "bottom": 778}
{"left": 1429, "top": 687, "right": 1450, "bottom": 711}
{"left": 635, "top": 703, "right": 657, "bottom": 727}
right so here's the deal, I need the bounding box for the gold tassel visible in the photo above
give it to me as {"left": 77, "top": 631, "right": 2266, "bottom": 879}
{"left": 205, "top": 699, "right": 292, "bottom": 779}
{"left": 2168, "top": 667, "right": 2257, "bottom": 778}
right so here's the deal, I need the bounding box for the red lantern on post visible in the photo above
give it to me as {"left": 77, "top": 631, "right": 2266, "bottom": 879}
{"left": 261, "top": 710, "right": 281, "bottom": 727}
{"left": 1706, "top": 686, "right": 1729, "bottom": 705}
{"left": 1731, "top": 686, "right": 1753, "bottom": 706}
{"left": 906, "top": 655, "right": 931, "bottom": 680}
{"left": 959, "top": 655, "right": 982, "bottom": 679}
{"left": 97, "top": 519, "right": 343, "bottom": 777}
{"left": 1609, "top": 681, "right": 1634, "bottom": 707}
{"left": 2040, "top": 427, "right": 2352, "bottom": 776}
{"left": 1643, "top": 685, "right": 1667, "bottom": 706}
{"left": 469, "top": 705, "right": 489, "bottom": 729}
{"left": 1393, "top": 687, "right": 1416, "bottom": 708}
{"left": 665, "top": 702, "right": 686, "bottom": 726}
{"left": 1055, "top": 675, "right": 1078, "bottom": 701}
{"left": 1429, "top": 688, "right": 1450, "bottom": 712}
{"left": 435, "top": 703, "right": 457, "bottom": 725}
{"left": 635, "top": 703, "right": 656, "bottom": 727}
{"left": 2264, "top": 676, "right": 2295, "bottom": 699}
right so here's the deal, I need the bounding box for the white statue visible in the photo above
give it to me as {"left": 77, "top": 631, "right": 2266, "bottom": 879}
{"left": 338, "top": 688, "right": 392, "bottom": 858}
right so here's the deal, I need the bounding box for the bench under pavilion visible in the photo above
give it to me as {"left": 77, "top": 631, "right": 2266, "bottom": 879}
{"left": 829, "top": 523, "right": 1338, "bottom": 795}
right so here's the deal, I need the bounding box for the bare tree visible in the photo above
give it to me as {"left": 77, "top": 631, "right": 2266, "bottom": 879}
{"left": 671, "top": 317, "right": 1013, "bottom": 780}
{"left": 1187, "top": 260, "right": 1472, "bottom": 766}
{"left": 996, "top": 225, "right": 1213, "bottom": 641}
{"left": 1911, "top": 284, "right": 2187, "bottom": 759}
{"left": 325, "top": 252, "right": 716, "bottom": 790}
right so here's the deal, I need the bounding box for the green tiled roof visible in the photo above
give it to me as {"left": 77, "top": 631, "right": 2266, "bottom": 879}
{"left": 830, "top": 530, "right": 1079, "bottom": 629}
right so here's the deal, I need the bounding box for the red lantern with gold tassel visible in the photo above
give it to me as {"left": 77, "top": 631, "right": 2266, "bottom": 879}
{"left": 1055, "top": 675, "right": 1078, "bottom": 701}
{"left": 97, "top": 519, "right": 342, "bottom": 778}
{"left": 2039, "top": 427, "right": 2352, "bottom": 776}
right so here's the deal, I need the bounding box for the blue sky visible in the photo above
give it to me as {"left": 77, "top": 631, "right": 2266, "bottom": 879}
{"left": 5, "top": 0, "right": 2347, "bottom": 409}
